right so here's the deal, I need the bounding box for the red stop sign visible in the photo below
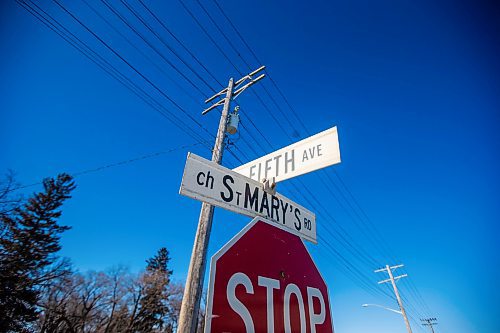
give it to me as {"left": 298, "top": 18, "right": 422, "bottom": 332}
{"left": 205, "top": 218, "right": 334, "bottom": 333}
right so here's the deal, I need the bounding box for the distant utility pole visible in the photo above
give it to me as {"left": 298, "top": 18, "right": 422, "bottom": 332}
{"left": 375, "top": 264, "right": 413, "bottom": 333}
{"left": 177, "top": 66, "right": 266, "bottom": 333}
{"left": 421, "top": 317, "right": 438, "bottom": 333}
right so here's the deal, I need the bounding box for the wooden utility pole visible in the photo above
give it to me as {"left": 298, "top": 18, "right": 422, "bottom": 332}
{"left": 177, "top": 67, "right": 266, "bottom": 333}
{"left": 375, "top": 264, "right": 413, "bottom": 333}
{"left": 421, "top": 318, "right": 438, "bottom": 333}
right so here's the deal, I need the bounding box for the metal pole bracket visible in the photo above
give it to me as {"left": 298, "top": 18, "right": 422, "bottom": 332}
{"left": 261, "top": 177, "right": 277, "bottom": 195}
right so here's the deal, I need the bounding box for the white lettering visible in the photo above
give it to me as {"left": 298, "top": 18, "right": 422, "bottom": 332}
{"left": 258, "top": 276, "right": 280, "bottom": 333}
{"left": 223, "top": 274, "right": 328, "bottom": 332}
{"left": 284, "top": 283, "right": 306, "bottom": 333}
{"left": 307, "top": 286, "right": 326, "bottom": 333}
{"left": 227, "top": 272, "right": 255, "bottom": 333}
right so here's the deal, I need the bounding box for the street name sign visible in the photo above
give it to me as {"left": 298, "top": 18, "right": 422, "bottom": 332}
{"left": 179, "top": 153, "right": 316, "bottom": 243}
{"left": 233, "top": 126, "right": 341, "bottom": 183}
{"left": 205, "top": 217, "right": 334, "bottom": 333}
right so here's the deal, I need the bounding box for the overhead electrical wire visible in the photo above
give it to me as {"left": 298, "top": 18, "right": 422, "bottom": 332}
{"left": 53, "top": 0, "right": 243, "bottom": 166}
{"left": 124, "top": 0, "right": 430, "bottom": 320}
{"left": 198, "top": 0, "right": 433, "bottom": 322}
{"left": 176, "top": 0, "right": 243, "bottom": 77}
{"left": 195, "top": 0, "right": 299, "bottom": 134}
{"left": 211, "top": 0, "right": 308, "bottom": 129}
{"left": 81, "top": 0, "right": 200, "bottom": 104}
{"left": 17, "top": 0, "right": 212, "bottom": 150}
{"left": 85, "top": 0, "right": 254, "bottom": 164}
{"left": 101, "top": 0, "right": 259, "bottom": 164}
{"left": 169, "top": 0, "right": 428, "bottom": 324}
{"left": 208, "top": 0, "right": 404, "bottom": 270}
{"left": 52, "top": 0, "right": 214, "bottom": 142}
{"left": 119, "top": 0, "right": 216, "bottom": 95}
{"left": 177, "top": 0, "right": 297, "bottom": 143}
{"left": 207, "top": 0, "right": 399, "bottom": 264}
{"left": 100, "top": 0, "right": 410, "bottom": 306}
{"left": 114, "top": 1, "right": 279, "bottom": 159}
{"left": 183, "top": 0, "right": 382, "bottom": 276}
{"left": 97, "top": 0, "right": 208, "bottom": 100}
{"left": 135, "top": 0, "right": 224, "bottom": 89}
{"left": 6, "top": 141, "right": 203, "bottom": 193}
{"left": 19, "top": 0, "right": 431, "bottom": 325}
{"left": 16, "top": 0, "right": 246, "bottom": 169}
{"left": 123, "top": 0, "right": 267, "bottom": 161}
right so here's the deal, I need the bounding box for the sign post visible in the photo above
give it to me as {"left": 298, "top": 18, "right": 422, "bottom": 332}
{"left": 205, "top": 217, "right": 334, "bottom": 333}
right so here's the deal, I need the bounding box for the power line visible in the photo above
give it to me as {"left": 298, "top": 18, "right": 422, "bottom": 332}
{"left": 24, "top": 0, "right": 431, "bottom": 322}
{"left": 59, "top": 0, "right": 251, "bottom": 172}
{"left": 18, "top": 0, "right": 211, "bottom": 148}
{"left": 180, "top": 0, "right": 295, "bottom": 139}
{"left": 220, "top": 105, "right": 397, "bottom": 309}
{"left": 72, "top": 143, "right": 201, "bottom": 177}
{"left": 195, "top": 0, "right": 252, "bottom": 70}
{"left": 135, "top": 0, "right": 224, "bottom": 89}
{"left": 97, "top": 0, "right": 207, "bottom": 100}
{"left": 194, "top": 0, "right": 299, "bottom": 136}
{"left": 82, "top": 0, "right": 251, "bottom": 167}
{"left": 53, "top": 0, "right": 215, "bottom": 142}
{"left": 211, "top": 0, "right": 306, "bottom": 129}
{"left": 16, "top": 0, "right": 247, "bottom": 177}
{"left": 6, "top": 142, "right": 202, "bottom": 193}
{"left": 177, "top": 0, "right": 243, "bottom": 77}
{"left": 233, "top": 126, "right": 397, "bottom": 306}
{"left": 119, "top": 0, "right": 215, "bottom": 94}
{"left": 81, "top": 0, "right": 201, "bottom": 104}
{"left": 209, "top": 0, "right": 392, "bottom": 250}
{"left": 209, "top": 0, "right": 433, "bottom": 319}
{"left": 211, "top": 0, "right": 398, "bottom": 263}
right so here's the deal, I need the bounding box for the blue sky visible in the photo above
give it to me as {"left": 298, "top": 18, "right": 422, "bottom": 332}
{"left": 1, "top": 1, "right": 499, "bottom": 332}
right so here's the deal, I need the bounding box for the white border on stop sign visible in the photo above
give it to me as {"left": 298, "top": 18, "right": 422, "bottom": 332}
{"left": 204, "top": 216, "right": 335, "bottom": 333}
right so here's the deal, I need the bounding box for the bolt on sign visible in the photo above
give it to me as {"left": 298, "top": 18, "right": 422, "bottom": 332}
{"left": 233, "top": 126, "right": 341, "bottom": 183}
{"left": 205, "top": 217, "right": 334, "bottom": 333}
{"left": 179, "top": 153, "right": 316, "bottom": 243}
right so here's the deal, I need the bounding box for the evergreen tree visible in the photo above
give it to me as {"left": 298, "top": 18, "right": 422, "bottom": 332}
{"left": 134, "top": 247, "right": 173, "bottom": 332}
{"left": 0, "top": 173, "right": 75, "bottom": 332}
{"left": 145, "top": 247, "right": 173, "bottom": 276}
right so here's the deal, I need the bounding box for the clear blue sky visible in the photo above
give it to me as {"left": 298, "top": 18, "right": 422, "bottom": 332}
{"left": 1, "top": 1, "right": 499, "bottom": 332}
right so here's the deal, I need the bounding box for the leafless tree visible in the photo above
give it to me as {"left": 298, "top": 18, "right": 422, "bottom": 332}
{"left": 165, "top": 282, "right": 184, "bottom": 333}
{"left": 37, "top": 257, "right": 182, "bottom": 333}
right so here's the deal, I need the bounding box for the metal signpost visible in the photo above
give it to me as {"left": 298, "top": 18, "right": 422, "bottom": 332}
{"left": 233, "top": 126, "right": 341, "bottom": 183}
{"left": 204, "top": 217, "right": 334, "bottom": 333}
{"left": 180, "top": 153, "right": 317, "bottom": 243}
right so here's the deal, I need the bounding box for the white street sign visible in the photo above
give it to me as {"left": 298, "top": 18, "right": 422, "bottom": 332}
{"left": 180, "top": 153, "right": 317, "bottom": 243}
{"left": 233, "top": 126, "right": 341, "bottom": 183}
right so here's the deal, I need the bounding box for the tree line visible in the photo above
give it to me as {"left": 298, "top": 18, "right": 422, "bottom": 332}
{"left": 0, "top": 172, "right": 199, "bottom": 333}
